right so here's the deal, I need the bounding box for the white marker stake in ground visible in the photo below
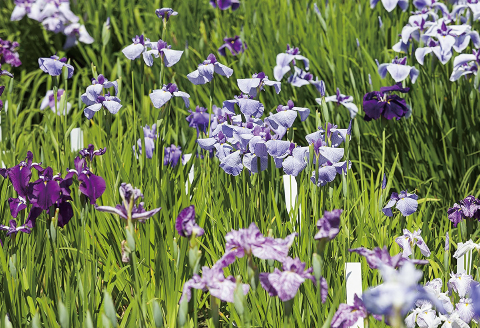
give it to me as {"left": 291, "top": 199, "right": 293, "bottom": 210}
{"left": 345, "top": 262, "right": 364, "bottom": 328}
{"left": 183, "top": 154, "right": 194, "bottom": 195}
{"left": 70, "top": 128, "right": 84, "bottom": 152}
{"left": 283, "top": 175, "right": 299, "bottom": 228}
{"left": 457, "top": 250, "right": 472, "bottom": 275}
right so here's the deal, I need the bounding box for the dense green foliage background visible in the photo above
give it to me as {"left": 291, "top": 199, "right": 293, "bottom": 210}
{"left": 0, "top": 0, "right": 479, "bottom": 326}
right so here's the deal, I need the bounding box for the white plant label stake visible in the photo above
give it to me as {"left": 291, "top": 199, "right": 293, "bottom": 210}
{"left": 345, "top": 262, "right": 364, "bottom": 328}
{"left": 70, "top": 128, "right": 84, "bottom": 153}
{"left": 457, "top": 250, "right": 472, "bottom": 275}
{"left": 283, "top": 175, "right": 300, "bottom": 229}
{"left": 183, "top": 154, "right": 194, "bottom": 195}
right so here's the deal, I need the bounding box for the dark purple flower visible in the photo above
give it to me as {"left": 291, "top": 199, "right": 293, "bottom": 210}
{"left": 350, "top": 246, "right": 428, "bottom": 269}
{"left": 155, "top": 8, "right": 178, "bottom": 21}
{"left": 363, "top": 83, "right": 410, "bottom": 121}
{"left": 187, "top": 53, "right": 233, "bottom": 85}
{"left": 315, "top": 209, "right": 343, "bottom": 241}
{"left": 186, "top": 106, "right": 211, "bottom": 135}
{"left": 218, "top": 36, "right": 246, "bottom": 57}
{"left": 450, "top": 196, "right": 480, "bottom": 226}
{"left": 0, "top": 86, "right": 5, "bottom": 111}
{"left": 95, "top": 183, "right": 161, "bottom": 223}
{"left": 0, "top": 38, "right": 22, "bottom": 67}
{"left": 210, "top": 0, "right": 240, "bottom": 10}
{"left": 149, "top": 83, "right": 190, "bottom": 109}
{"left": 30, "top": 167, "right": 61, "bottom": 210}
{"left": 224, "top": 223, "right": 297, "bottom": 265}
{"left": 77, "top": 168, "right": 106, "bottom": 205}
{"left": 79, "top": 144, "right": 107, "bottom": 161}
{"left": 164, "top": 144, "right": 183, "bottom": 167}
{"left": 259, "top": 257, "right": 323, "bottom": 302}
{"left": 175, "top": 206, "right": 205, "bottom": 237}
{"left": 3, "top": 220, "right": 33, "bottom": 237}
{"left": 38, "top": 55, "right": 74, "bottom": 78}
{"left": 383, "top": 190, "right": 418, "bottom": 217}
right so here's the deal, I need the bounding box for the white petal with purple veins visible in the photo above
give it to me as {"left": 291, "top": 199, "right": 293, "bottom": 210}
{"left": 214, "top": 63, "right": 233, "bottom": 77}
{"left": 161, "top": 49, "right": 183, "bottom": 67}
{"left": 122, "top": 43, "right": 145, "bottom": 60}
{"left": 150, "top": 90, "right": 172, "bottom": 108}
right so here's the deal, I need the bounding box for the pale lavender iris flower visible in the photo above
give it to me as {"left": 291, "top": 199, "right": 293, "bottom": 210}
{"left": 150, "top": 83, "right": 190, "bottom": 109}
{"left": 377, "top": 56, "right": 419, "bottom": 83}
{"left": 187, "top": 53, "right": 233, "bottom": 85}
{"left": 395, "top": 229, "right": 431, "bottom": 258}
{"left": 38, "top": 55, "right": 74, "bottom": 78}
{"left": 175, "top": 205, "right": 205, "bottom": 237}
{"left": 383, "top": 190, "right": 419, "bottom": 217}
{"left": 237, "top": 72, "right": 281, "bottom": 98}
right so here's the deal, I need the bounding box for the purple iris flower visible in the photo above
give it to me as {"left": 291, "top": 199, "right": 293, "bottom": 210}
{"left": 415, "top": 38, "right": 454, "bottom": 65}
{"left": 218, "top": 36, "right": 246, "bottom": 57}
{"left": 0, "top": 38, "right": 22, "bottom": 67}
{"left": 370, "top": 0, "right": 408, "bottom": 12}
{"left": 38, "top": 55, "right": 74, "bottom": 78}
{"left": 315, "top": 209, "right": 342, "bottom": 241}
{"left": 40, "top": 89, "right": 71, "bottom": 115}
{"left": 448, "top": 272, "right": 473, "bottom": 298}
{"left": 81, "top": 87, "right": 122, "bottom": 119}
{"left": 265, "top": 141, "right": 309, "bottom": 176}
{"left": 210, "top": 0, "right": 240, "bottom": 10}
{"left": 164, "top": 144, "right": 183, "bottom": 167}
{"left": 377, "top": 56, "right": 419, "bottom": 83}
{"left": 180, "top": 261, "right": 249, "bottom": 303}
{"left": 134, "top": 124, "right": 157, "bottom": 159}
{"left": 38, "top": 0, "right": 80, "bottom": 33}
{"left": 10, "top": 0, "right": 42, "bottom": 21}
{"left": 273, "top": 44, "right": 310, "bottom": 81}
{"left": 155, "top": 8, "right": 178, "bottom": 22}
{"left": 423, "top": 20, "right": 479, "bottom": 55}
{"left": 264, "top": 100, "right": 310, "bottom": 134}
{"left": 224, "top": 223, "right": 297, "bottom": 265}
{"left": 1, "top": 220, "right": 33, "bottom": 238}
{"left": 332, "top": 295, "right": 381, "bottom": 328}
{"left": 455, "top": 298, "right": 476, "bottom": 323}
{"left": 186, "top": 106, "right": 211, "bottom": 135}
{"left": 237, "top": 72, "right": 281, "bottom": 98}
{"left": 79, "top": 144, "right": 107, "bottom": 161}
{"left": 471, "top": 282, "right": 480, "bottom": 319}
{"left": 91, "top": 74, "right": 119, "bottom": 95}
{"left": 362, "top": 263, "right": 446, "bottom": 321}
{"left": 123, "top": 35, "right": 169, "bottom": 67}
{"left": 143, "top": 39, "right": 183, "bottom": 67}
{"left": 187, "top": 53, "right": 233, "bottom": 85}
{"left": 149, "top": 83, "right": 190, "bottom": 109}
{"left": 30, "top": 167, "right": 61, "bottom": 210}
{"left": 65, "top": 157, "right": 106, "bottom": 205}
{"left": 63, "top": 23, "right": 94, "bottom": 49}
{"left": 95, "top": 183, "right": 161, "bottom": 223}
{"left": 450, "top": 50, "right": 479, "bottom": 83}
{"left": 350, "top": 246, "right": 428, "bottom": 269}
{"left": 0, "top": 64, "right": 14, "bottom": 78}
{"left": 260, "top": 257, "right": 325, "bottom": 302}
{"left": 382, "top": 173, "right": 387, "bottom": 189}
{"left": 287, "top": 67, "right": 324, "bottom": 91}
{"left": 175, "top": 205, "right": 205, "bottom": 237}
{"left": 319, "top": 88, "right": 358, "bottom": 118}
{"left": 395, "top": 229, "right": 431, "bottom": 258}
{"left": 383, "top": 190, "right": 419, "bottom": 217}
{"left": 222, "top": 93, "right": 265, "bottom": 118}
{"left": 363, "top": 83, "right": 411, "bottom": 121}
{"left": 447, "top": 196, "right": 480, "bottom": 226}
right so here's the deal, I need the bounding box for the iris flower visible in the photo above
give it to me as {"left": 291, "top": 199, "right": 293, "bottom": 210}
{"left": 363, "top": 83, "right": 411, "bottom": 121}
{"left": 134, "top": 124, "right": 157, "bottom": 159}
{"left": 95, "top": 183, "right": 161, "bottom": 223}
{"left": 383, "top": 190, "right": 419, "bottom": 217}
{"left": 0, "top": 64, "right": 14, "bottom": 78}
{"left": 175, "top": 205, "right": 204, "bottom": 238}
{"left": 0, "top": 220, "right": 33, "bottom": 238}
{"left": 237, "top": 72, "right": 281, "bottom": 98}
{"left": 218, "top": 36, "right": 246, "bottom": 56}
{"left": 453, "top": 240, "right": 480, "bottom": 259}
{"left": 40, "top": 89, "right": 71, "bottom": 115}
{"left": 265, "top": 100, "right": 310, "bottom": 135}
{"left": 450, "top": 50, "right": 479, "bottom": 83}
{"left": 164, "top": 144, "right": 183, "bottom": 167}
{"left": 315, "top": 209, "right": 342, "bottom": 241}
{"left": 38, "top": 55, "right": 74, "bottom": 78}
{"left": 273, "top": 44, "right": 310, "bottom": 81}
{"left": 448, "top": 273, "right": 473, "bottom": 298}
{"left": 395, "top": 229, "right": 431, "bottom": 258}
{"left": 187, "top": 53, "right": 233, "bottom": 85}
{"left": 350, "top": 246, "right": 428, "bottom": 269}
{"left": 370, "top": 0, "right": 408, "bottom": 12}
{"left": 377, "top": 56, "right": 419, "bottom": 83}
{"left": 317, "top": 88, "right": 358, "bottom": 118}
{"left": 155, "top": 8, "right": 178, "bottom": 22}
{"left": 144, "top": 39, "right": 183, "bottom": 67}
{"left": 260, "top": 257, "right": 324, "bottom": 302}
{"left": 332, "top": 295, "right": 381, "bottom": 328}
{"left": 210, "top": 0, "right": 240, "bottom": 10}
{"left": 63, "top": 23, "right": 94, "bottom": 49}
{"left": 81, "top": 88, "right": 122, "bottom": 120}
{"left": 149, "top": 83, "right": 190, "bottom": 109}
{"left": 79, "top": 144, "right": 107, "bottom": 161}
{"left": 0, "top": 38, "right": 22, "bottom": 67}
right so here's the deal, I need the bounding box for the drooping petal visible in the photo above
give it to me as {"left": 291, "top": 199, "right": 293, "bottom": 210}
{"left": 122, "top": 43, "right": 145, "bottom": 60}
{"left": 150, "top": 90, "right": 172, "bottom": 108}
{"left": 162, "top": 49, "right": 183, "bottom": 67}
{"left": 214, "top": 63, "right": 234, "bottom": 77}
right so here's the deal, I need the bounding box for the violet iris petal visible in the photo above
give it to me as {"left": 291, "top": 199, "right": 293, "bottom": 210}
{"left": 38, "top": 55, "right": 74, "bottom": 78}
{"left": 78, "top": 170, "right": 106, "bottom": 205}
{"left": 218, "top": 36, "right": 246, "bottom": 56}
{"left": 175, "top": 205, "right": 205, "bottom": 237}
